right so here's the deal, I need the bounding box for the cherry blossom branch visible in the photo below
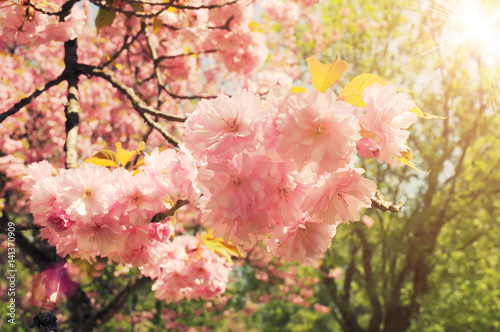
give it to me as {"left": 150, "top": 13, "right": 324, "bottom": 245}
{"left": 29, "top": 312, "right": 59, "bottom": 332}
{"left": 78, "top": 64, "right": 186, "bottom": 122}
{"left": 169, "top": 0, "right": 239, "bottom": 10}
{"left": 341, "top": 246, "right": 358, "bottom": 303}
{"left": 87, "top": 0, "right": 172, "bottom": 18}
{"left": 0, "top": 74, "right": 66, "bottom": 123}
{"left": 64, "top": 38, "right": 81, "bottom": 169}
{"left": 28, "top": 0, "right": 80, "bottom": 17}
{"left": 99, "top": 22, "right": 146, "bottom": 69}
{"left": 139, "top": 112, "right": 181, "bottom": 146}
{"left": 151, "top": 199, "right": 190, "bottom": 223}
{"left": 0, "top": 224, "right": 42, "bottom": 234}
{"left": 155, "top": 49, "right": 217, "bottom": 63}
{"left": 355, "top": 227, "right": 383, "bottom": 331}
{"left": 320, "top": 267, "right": 363, "bottom": 332}
{"left": 371, "top": 190, "right": 405, "bottom": 213}
{"left": 144, "top": 26, "right": 166, "bottom": 107}
{"left": 92, "top": 276, "right": 152, "bottom": 328}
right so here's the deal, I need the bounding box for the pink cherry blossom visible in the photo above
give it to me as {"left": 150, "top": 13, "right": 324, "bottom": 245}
{"left": 58, "top": 163, "right": 117, "bottom": 222}
{"left": 302, "top": 168, "right": 377, "bottom": 224}
{"left": 275, "top": 89, "right": 361, "bottom": 172}
{"left": 360, "top": 83, "right": 417, "bottom": 163}
{"left": 184, "top": 90, "right": 262, "bottom": 160}
{"left": 356, "top": 137, "right": 381, "bottom": 158}
{"left": 141, "top": 236, "right": 233, "bottom": 303}
{"left": 271, "top": 217, "right": 338, "bottom": 262}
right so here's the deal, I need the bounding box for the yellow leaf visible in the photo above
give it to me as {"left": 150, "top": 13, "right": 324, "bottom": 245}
{"left": 133, "top": 158, "right": 145, "bottom": 169}
{"left": 410, "top": 105, "right": 424, "bottom": 117}
{"left": 307, "top": 56, "right": 348, "bottom": 93}
{"left": 338, "top": 73, "right": 387, "bottom": 107}
{"left": 393, "top": 149, "right": 430, "bottom": 174}
{"left": 201, "top": 231, "right": 245, "bottom": 264}
{"left": 248, "top": 20, "right": 265, "bottom": 33}
{"left": 291, "top": 86, "right": 306, "bottom": 93}
{"left": 153, "top": 17, "right": 163, "bottom": 34}
{"left": 85, "top": 150, "right": 120, "bottom": 168}
{"left": 115, "top": 142, "right": 145, "bottom": 167}
{"left": 422, "top": 112, "right": 447, "bottom": 119}
{"left": 410, "top": 106, "right": 447, "bottom": 119}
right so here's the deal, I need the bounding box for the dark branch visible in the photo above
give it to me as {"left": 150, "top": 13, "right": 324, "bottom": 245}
{"left": 356, "top": 228, "right": 382, "bottom": 332}
{"left": 0, "top": 224, "right": 42, "bottom": 234}
{"left": 0, "top": 74, "right": 66, "bottom": 123}
{"left": 155, "top": 49, "right": 217, "bottom": 63}
{"left": 151, "top": 199, "right": 190, "bottom": 223}
{"left": 93, "top": 276, "right": 152, "bottom": 327}
{"left": 78, "top": 64, "right": 186, "bottom": 122}
{"left": 99, "top": 22, "right": 146, "bottom": 69}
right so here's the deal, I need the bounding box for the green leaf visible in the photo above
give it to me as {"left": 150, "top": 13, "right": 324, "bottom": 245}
{"left": 95, "top": 8, "right": 116, "bottom": 34}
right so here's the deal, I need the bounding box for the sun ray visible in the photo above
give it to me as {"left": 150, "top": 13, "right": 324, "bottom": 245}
{"left": 407, "top": 0, "right": 500, "bottom": 107}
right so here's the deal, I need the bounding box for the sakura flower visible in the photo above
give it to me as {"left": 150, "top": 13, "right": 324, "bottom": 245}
{"left": 58, "top": 163, "right": 117, "bottom": 222}
{"left": 115, "top": 171, "right": 167, "bottom": 226}
{"left": 356, "top": 137, "right": 381, "bottom": 158}
{"left": 360, "top": 83, "right": 417, "bottom": 163}
{"left": 184, "top": 90, "right": 262, "bottom": 159}
{"left": 22, "top": 160, "right": 58, "bottom": 192}
{"left": 274, "top": 218, "right": 337, "bottom": 262}
{"left": 271, "top": 217, "right": 337, "bottom": 262}
{"left": 275, "top": 89, "right": 361, "bottom": 172}
{"left": 141, "top": 236, "right": 233, "bottom": 304}
{"left": 197, "top": 153, "right": 279, "bottom": 246}
{"left": 302, "top": 168, "right": 376, "bottom": 224}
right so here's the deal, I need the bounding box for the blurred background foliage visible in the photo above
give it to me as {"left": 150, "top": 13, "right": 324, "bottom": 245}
{"left": 224, "top": 0, "right": 500, "bottom": 331}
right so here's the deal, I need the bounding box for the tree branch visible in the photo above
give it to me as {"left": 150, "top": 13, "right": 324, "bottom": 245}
{"left": 64, "top": 39, "right": 80, "bottom": 169}
{"left": 151, "top": 199, "right": 190, "bottom": 223}
{"left": 356, "top": 228, "right": 382, "bottom": 332}
{"left": 371, "top": 191, "right": 405, "bottom": 213}
{"left": 93, "top": 276, "right": 152, "bottom": 327}
{"left": 78, "top": 64, "right": 186, "bottom": 122}
{"left": 0, "top": 74, "right": 66, "bottom": 123}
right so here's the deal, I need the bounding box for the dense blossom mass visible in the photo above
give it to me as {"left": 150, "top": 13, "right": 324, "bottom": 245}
{"left": 0, "top": 0, "right": 421, "bottom": 307}
{"left": 24, "top": 84, "right": 417, "bottom": 263}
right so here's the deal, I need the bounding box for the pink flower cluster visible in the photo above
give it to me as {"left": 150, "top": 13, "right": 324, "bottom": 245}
{"left": 358, "top": 83, "right": 417, "bottom": 162}
{"left": 140, "top": 235, "right": 232, "bottom": 304}
{"left": 182, "top": 85, "right": 414, "bottom": 261}
{"left": 23, "top": 147, "right": 197, "bottom": 265}
{"left": 0, "top": 0, "right": 86, "bottom": 46}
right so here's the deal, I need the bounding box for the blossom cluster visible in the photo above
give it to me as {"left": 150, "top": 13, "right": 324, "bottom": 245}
{"left": 0, "top": 0, "right": 86, "bottom": 46}
{"left": 185, "top": 84, "right": 416, "bottom": 261}
{"left": 140, "top": 235, "right": 233, "bottom": 303}
{"left": 23, "top": 147, "right": 197, "bottom": 265}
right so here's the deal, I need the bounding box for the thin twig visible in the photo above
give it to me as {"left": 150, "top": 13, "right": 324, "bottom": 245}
{"left": 151, "top": 199, "right": 190, "bottom": 223}
{"left": 0, "top": 74, "right": 66, "bottom": 123}
{"left": 78, "top": 64, "right": 186, "bottom": 122}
